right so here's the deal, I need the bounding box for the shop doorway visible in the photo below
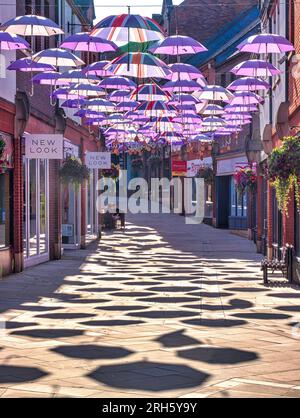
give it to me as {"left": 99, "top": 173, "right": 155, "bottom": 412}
{"left": 216, "top": 175, "right": 231, "bottom": 228}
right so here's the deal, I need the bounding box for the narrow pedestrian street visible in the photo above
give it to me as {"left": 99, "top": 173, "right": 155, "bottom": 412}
{"left": 0, "top": 214, "right": 300, "bottom": 398}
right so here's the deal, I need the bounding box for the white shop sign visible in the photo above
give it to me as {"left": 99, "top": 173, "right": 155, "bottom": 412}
{"left": 86, "top": 152, "right": 111, "bottom": 169}
{"left": 25, "top": 134, "right": 63, "bottom": 159}
{"left": 217, "top": 155, "right": 248, "bottom": 176}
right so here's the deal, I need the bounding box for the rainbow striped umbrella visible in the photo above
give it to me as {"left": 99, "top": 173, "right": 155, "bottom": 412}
{"left": 91, "top": 14, "right": 165, "bottom": 45}
{"left": 105, "top": 52, "right": 172, "bottom": 79}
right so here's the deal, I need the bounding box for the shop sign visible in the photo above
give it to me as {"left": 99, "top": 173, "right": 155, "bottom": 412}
{"left": 62, "top": 224, "right": 74, "bottom": 237}
{"left": 187, "top": 158, "right": 212, "bottom": 178}
{"left": 25, "top": 134, "right": 64, "bottom": 159}
{"left": 217, "top": 155, "right": 248, "bottom": 176}
{"left": 172, "top": 160, "right": 187, "bottom": 177}
{"left": 86, "top": 152, "right": 111, "bottom": 169}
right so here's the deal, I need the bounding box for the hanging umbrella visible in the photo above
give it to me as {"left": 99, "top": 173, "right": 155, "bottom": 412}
{"left": 201, "top": 104, "right": 224, "bottom": 116}
{"left": 166, "top": 63, "right": 205, "bottom": 81}
{"left": 196, "top": 85, "right": 234, "bottom": 102}
{"left": 91, "top": 14, "right": 165, "bottom": 45}
{"left": 32, "top": 71, "right": 64, "bottom": 85}
{"left": 150, "top": 35, "right": 207, "bottom": 55}
{"left": 32, "top": 48, "right": 85, "bottom": 67}
{"left": 7, "top": 57, "right": 55, "bottom": 72}
{"left": 61, "top": 98, "right": 85, "bottom": 108}
{"left": 52, "top": 87, "right": 83, "bottom": 100}
{"left": 60, "top": 32, "right": 118, "bottom": 53}
{"left": 104, "top": 52, "right": 172, "bottom": 79}
{"left": 0, "top": 15, "right": 64, "bottom": 36}
{"left": 58, "top": 69, "right": 99, "bottom": 85}
{"left": 202, "top": 116, "right": 225, "bottom": 127}
{"left": 99, "top": 76, "right": 136, "bottom": 90}
{"left": 116, "top": 101, "right": 140, "bottom": 111}
{"left": 224, "top": 113, "right": 252, "bottom": 120}
{"left": 228, "top": 77, "right": 270, "bottom": 92}
{"left": 191, "top": 134, "right": 212, "bottom": 142}
{"left": 231, "top": 60, "right": 280, "bottom": 77}
{"left": 109, "top": 90, "right": 131, "bottom": 102}
{"left": 69, "top": 83, "right": 105, "bottom": 98}
{"left": 130, "top": 83, "right": 171, "bottom": 102}
{"left": 225, "top": 119, "right": 251, "bottom": 126}
{"left": 74, "top": 109, "right": 103, "bottom": 118}
{"left": 163, "top": 79, "right": 204, "bottom": 93}
{"left": 237, "top": 33, "right": 295, "bottom": 54}
{"left": 176, "top": 104, "right": 197, "bottom": 112}
{"left": 85, "top": 98, "right": 115, "bottom": 112}
{"left": 135, "top": 101, "right": 177, "bottom": 117}
{"left": 229, "top": 92, "right": 263, "bottom": 106}
{"left": 224, "top": 104, "right": 258, "bottom": 113}
{"left": 168, "top": 94, "right": 200, "bottom": 105}
{"left": 84, "top": 60, "right": 113, "bottom": 77}
{"left": 0, "top": 32, "right": 30, "bottom": 51}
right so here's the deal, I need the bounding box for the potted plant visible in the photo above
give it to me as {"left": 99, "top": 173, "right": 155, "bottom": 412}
{"left": 234, "top": 165, "right": 257, "bottom": 198}
{"left": 196, "top": 166, "right": 214, "bottom": 185}
{"left": 59, "top": 156, "right": 89, "bottom": 190}
{"left": 266, "top": 136, "right": 300, "bottom": 215}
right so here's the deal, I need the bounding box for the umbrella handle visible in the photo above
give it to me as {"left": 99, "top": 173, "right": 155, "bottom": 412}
{"left": 50, "top": 85, "right": 57, "bottom": 106}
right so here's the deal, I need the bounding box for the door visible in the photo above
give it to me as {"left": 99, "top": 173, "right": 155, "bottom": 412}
{"left": 216, "top": 175, "right": 230, "bottom": 228}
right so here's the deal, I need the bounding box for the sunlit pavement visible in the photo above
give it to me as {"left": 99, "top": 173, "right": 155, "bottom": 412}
{"left": 1, "top": 213, "right": 300, "bottom": 398}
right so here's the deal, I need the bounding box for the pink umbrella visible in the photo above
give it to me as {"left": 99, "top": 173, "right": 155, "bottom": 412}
{"left": 231, "top": 60, "right": 280, "bottom": 77}
{"left": 237, "top": 33, "right": 295, "bottom": 54}
{"left": 0, "top": 32, "right": 30, "bottom": 51}
{"left": 60, "top": 32, "right": 118, "bottom": 53}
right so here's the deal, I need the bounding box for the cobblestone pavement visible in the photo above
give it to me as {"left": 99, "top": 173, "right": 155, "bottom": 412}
{"left": 1, "top": 213, "right": 300, "bottom": 398}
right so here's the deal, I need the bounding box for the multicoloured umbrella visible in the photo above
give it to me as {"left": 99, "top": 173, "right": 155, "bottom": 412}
{"left": 7, "top": 57, "right": 55, "bottom": 72}
{"left": 83, "top": 60, "right": 113, "bottom": 77}
{"left": 60, "top": 32, "right": 118, "bottom": 53}
{"left": 231, "top": 60, "right": 280, "bottom": 77}
{"left": 32, "top": 48, "right": 85, "bottom": 67}
{"left": 130, "top": 83, "right": 171, "bottom": 102}
{"left": 91, "top": 14, "right": 165, "bottom": 45}
{"left": 149, "top": 35, "right": 207, "bottom": 56}
{"left": 0, "top": 15, "right": 64, "bottom": 36}
{"left": 166, "top": 63, "right": 204, "bottom": 81}
{"left": 237, "top": 33, "right": 295, "bottom": 54}
{"left": 99, "top": 76, "right": 136, "bottom": 90}
{"left": 227, "top": 77, "right": 270, "bottom": 92}
{"left": 0, "top": 32, "right": 30, "bottom": 50}
{"left": 104, "top": 52, "right": 172, "bottom": 79}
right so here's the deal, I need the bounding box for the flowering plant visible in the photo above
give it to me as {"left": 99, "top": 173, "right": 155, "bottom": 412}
{"left": 59, "top": 156, "right": 90, "bottom": 189}
{"left": 266, "top": 136, "right": 300, "bottom": 215}
{"left": 0, "top": 137, "right": 9, "bottom": 174}
{"left": 101, "top": 163, "right": 119, "bottom": 180}
{"left": 131, "top": 158, "right": 143, "bottom": 170}
{"left": 196, "top": 166, "right": 214, "bottom": 185}
{"left": 234, "top": 166, "right": 257, "bottom": 196}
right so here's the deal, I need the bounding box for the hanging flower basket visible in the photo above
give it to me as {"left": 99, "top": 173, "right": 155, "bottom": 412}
{"left": 131, "top": 158, "right": 143, "bottom": 170}
{"left": 59, "top": 156, "right": 89, "bottom": 189}
{"left": 234, "top": 166, "right": 257, "bottom": 197}
{"left": 101, "top": 163, "right": 119, "bottom": 180}
{"left": 0, "top": 137, "right": 9, "bottom": 174}
{"left": 196, "top": 166, "right": 214, "bottom": 185}
{"left": 266, "top": 136, "right": 300, "bottom": 215}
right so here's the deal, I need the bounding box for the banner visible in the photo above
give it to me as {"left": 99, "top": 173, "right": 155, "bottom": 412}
{"left": 25, "top": 134, "right": 63, "bottom": 160}
{"left": 172, "top": 160, "right": 187, "bottom": 177}
{"left": 86, "top": 152, "right": 111, "bottom": 169}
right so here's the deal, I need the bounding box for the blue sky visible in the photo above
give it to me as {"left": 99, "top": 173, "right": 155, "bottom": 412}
{"left": 94, "top": 0, "right": 183, "bottom": 22}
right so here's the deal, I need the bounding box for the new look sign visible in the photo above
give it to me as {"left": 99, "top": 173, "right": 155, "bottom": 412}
{"left": 86, "top": 152, "right": 111, "bottom": 169}
{"left": 25, "top": 134, "right": 64, "bottom": 159}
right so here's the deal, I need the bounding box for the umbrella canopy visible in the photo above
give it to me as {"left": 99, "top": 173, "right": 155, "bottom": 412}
{"left": 0, "top": 31, "right": 30, "bottom": 50}
{"left": 237, "top": 33, "right": 295, "bottom": 54}
{"left": 61, "top": 98, "right": 85, "bottom": 108}
{"left": 174, "top": 114, "right": 202, "bottom": 124}
{"left": 84, "top": 98, "right": 115, "bottom": 112}
{"left": 166, "top": 63, "right": 205, "bottom": 81}
{"left": 224, "top": 104, "right": 258, "bottom": 113}
{"left": 105, "top": 52, "right": 172, "bottom": 79}
{"left": 163, "top": 79, "right": 203, "bottom": 93}
{"left": 168, "top": 94, "right": 200, "bottom": 105}
{"left": 149, "top": 35, "right": 207, "bottom": 55}
{"left": 58, "top": 69, "right": 99, "bottom": 85}
{"left": 32, "top": 71, "right": 64, "bottom": 85}
{"left": 196, "top": 85, "right": 234, "bottom": 102}
{"left": 228, "top": 77, "right": 270, "bottom": 91}
{"left": 116, "top": 101, "right": 140, "bottom": 111}
{"left": 136, "top": 101, "right": 177, "bottom": 116}
{"left": 52, "top": 88, "right": 83, "bottom": 100}
{"left": 0, "top": 14, "right": 64, "bottom": 36}
{"left": 91, "top": 14, "right": 165, "bottom": 45}
{"left": 202, "top": 104, "right": 224, "bottom": 116}
{"left": 229, "top": 92, "right": 263, "bottom": 106}
{"left": 109, "top": 90, "right": 131, "bottom": 102}
{"left": 224, "top": 113, "right": 252, "bottom": 120}
{"left": 60, "top": 32, "right": 118, "bottom": 53}
{"left": 99, "top": 76, "right": 136, "bottom": 90}
{"left": 191, "top": 134, "right": 212, "bottom": 142}
{"left": 203, "top": 116, "right": 225, "bottom": 126}
{"left": 83, "top": 60, "right": 113, "bottom": 77}
{"left": 231, "top": 60, "right": 280, "bottom": 77}
{"left": 7, "top": 57, "right": 55, "bottom": 72}
{"left": 74, "top": 109, "right": 103, "bottom": 118}
{"left": 130, "top": 83, "right": 171, "bottom": 102}
{"left": 32, "top": 48, "right": 85, "bottom": 67}
{"left": 69, "top": 83, "right": 105, "bottom": 97}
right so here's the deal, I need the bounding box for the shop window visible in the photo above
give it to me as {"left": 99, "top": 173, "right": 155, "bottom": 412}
{"left": 0, "top": 173, "right": 11, "bottom": 248}
{"left": 230, "top": 177, "right": 247, "bottom": 218}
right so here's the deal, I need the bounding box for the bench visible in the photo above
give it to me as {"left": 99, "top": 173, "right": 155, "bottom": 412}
{"left": 261, "top": 244, "right": 294, "bottom": 285}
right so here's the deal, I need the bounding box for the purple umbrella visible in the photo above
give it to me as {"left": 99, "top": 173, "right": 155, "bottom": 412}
{"left": 83, "top": 60, "right": 113, "bottom": 77}
{"left": 52, "top": 88, "right": 83, "bottom": 100}
{"left": 202, "top": 104, "right": 224, "bottom": 116}
{"left": 166, "top": 63, "right": 205, "bottom": 81}
{"left": 174, "top": 114, "right": 202, "bottom": 124}
{"left": 99, "top": 76, "right": 136, "bottom": 90}
{"left": 224, "top": 104, "right": 258, "bottom": 113}
{"left": 32, "top": 71, "right": 64, "bottom": 85}
{"left": 150, "top": 35, "right": 207, "bottom": 56}
{"left": 61, "top": 98, "right": 85, "bottom": 108}
{"left": 0, "top": 32, "right": 30, "bottom": 51}
{"left": 224, "top": 113, "right": 252, "bottom": 120}
{"left": 109, "top": 90, "right": 131, "bottom": 102}
{"left": 168, "top": 94, "right": 200, "bottom": 105}
{"left": 116, "top": 101, "right": 140, "bottom": 111}
{"left": 58, "top": 69, "right": 99, "bottom": 85}
{"left": 228, "top": 92, "right": 263, "bottom": 106}
{"left": 0, "top": 15, "right": 64, "bottom": 37}
{"left": 176, "top": 104, "right": 197, "bottom": 112}
{"left": 231, "top": 60, "right": 280, "bottom": 77}
{"left": 69, "top": 83, "right": 105, "bottom": 98}
{"left": 227, "top": 77, "right": 270, "bottom": 92}
{"left": 60, "top": 32, "right": 118, "bottom": 53}
{"left": 237, "top": 33, "right": 295, "bottom": 54}
{"left": 7, "top": 57, "right": 55, "bottom": 72}
{"left": 74, "top": 109, "right": 104, "bottom": 118}
{"left": 196, "top": 85, "right": 233, "bottom": 102}
{"left": 163, "top": 80, "right": 203, "bottom": 93}
{"left": 32, "top": 48, "right": 85, "bottom": 67}
{"left": 84, "top": 98, "right": 115, "bottom": 112}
